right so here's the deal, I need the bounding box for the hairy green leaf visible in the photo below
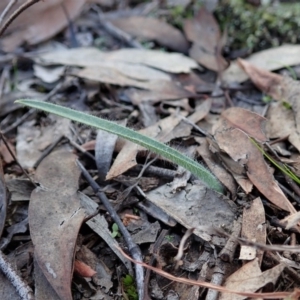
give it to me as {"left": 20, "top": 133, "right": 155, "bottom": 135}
{"left": 16, "top": 99, "right": 223, "bottom": 193}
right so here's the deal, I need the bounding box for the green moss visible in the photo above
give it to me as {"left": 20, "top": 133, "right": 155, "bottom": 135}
{"left": 215, "top": 0, "right": 300, "bottom": 52}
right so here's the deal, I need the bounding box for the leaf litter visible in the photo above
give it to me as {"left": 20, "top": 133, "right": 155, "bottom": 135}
{"left": 1, "top": 1, "right": 300, "bottom": 299}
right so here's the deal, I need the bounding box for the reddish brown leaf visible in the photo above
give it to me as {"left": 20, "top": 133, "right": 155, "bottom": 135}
{"left": 74, "top": 260, "right": 97, "bottom": 278}
{"left": 110, "top": 16, "right": 189, "bottom": 53}
{"left": 29, "top": 150, "right": 86, "bottom": 300}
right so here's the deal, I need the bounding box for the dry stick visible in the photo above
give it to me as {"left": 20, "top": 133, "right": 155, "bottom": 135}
{"left": 279, "top": 182, "right": 300, "bottom": 205}
{"left": 67, "top": 138, "right": 96, "bottom": 161}
{"left": 133, "top": 164, "right": 176, "bottom": 180}
{"left": 76, "top": 160, "right": 144, "bottom": 300}
{"left": 0, "top": 250, "right": 34, "bottom": 300}
{"left": 143, "top": 229, "right": 169, "bottom": 300}
{"left": 0, "top": 0, "right": 17, "bottom": 26}
{"left": 219, "top": 216, "right": 242, "bottom": 262}
{"left": 33, "top": 135, "right": 65, "bottom": 168}
{"left": 205, "top": 258, "right": 228, "bottom": 300}
{"left": 284, "top": 173, "right": 300, "bottom": 198}
{"left": 0, "top": 0, "right": 40, "bottom": 37}
{"left": 214, "top": 227, "right": 300, "bottom": 252}
{"left": 0, "top": 133, "right": 37, "bottom": 188}
{"left": 206, "top": 258, "right": 229, "bottom": 300}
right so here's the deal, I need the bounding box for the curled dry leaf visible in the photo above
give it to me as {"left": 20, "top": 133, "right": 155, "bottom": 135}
{"left": 29, "top": 150, "right": 85, "bottom": 300}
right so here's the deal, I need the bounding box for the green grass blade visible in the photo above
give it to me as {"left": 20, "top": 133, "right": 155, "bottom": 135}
{"left": 16, "top": 99, "right": 223, "bottom": 193}
{"left": 250, "top": 138, "right": 300, "bottom": 185}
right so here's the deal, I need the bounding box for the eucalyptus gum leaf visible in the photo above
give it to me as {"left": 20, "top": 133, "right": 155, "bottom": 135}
{"left": 15, "top": 99, "right": 223, "bottom": 193}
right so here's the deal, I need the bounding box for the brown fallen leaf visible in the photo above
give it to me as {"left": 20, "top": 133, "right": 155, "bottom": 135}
{"left": 214, "top": 116, "right": 296, "bottom": 213}
{"left": 29, "top": 150, "right": 86, "bottom": 300}
{"left": 34, "top": 258, "right": 61, "bottom": 300}
{"left": 74, "top": 260, "right": 97, "bottom": 278}
{"left": 221, "top": 107, "right": 267, "bottom": 143}
{"left": 238, "top": 59, "right": 300, "bottom": 152}
{"left": 1, "top": 0, "right": 87, "bottom": 51}
{"left": 184, "top": 7, "right": 228, "bottom": 71}
{"left": 110, "top": 16, "right": 189, "bottom": 53}
{"left": 207, "top": 136, "right": 253, "bottom": 194}
{"left": 223, "top": 44, "right": 300, "bottom": 83}
{"left": 266, "top": 102, "right": 300, "bottom": 152}
{"left": 219, "top": 258, "right": 285, "bottom": 300}
{"left": 196, "top": 137, "right": 237, "bottom": 196}
{"left": 239, "top": 197, "right": 266, "bottom": 265}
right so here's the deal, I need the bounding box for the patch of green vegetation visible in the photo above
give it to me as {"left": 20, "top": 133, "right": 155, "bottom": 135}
{"left": 165, "top": 235, "right": 174, "bottom": 242}
{"left": 111, "top": 223, "right": 121, "bottom": 238}
{"left": 122, "top": 274, "right": 138, "bottom": 300}
{"left": 215, "top": 0, "right": 300, "bottom": 52}
{"left": 282, "top": 101, "right": 292, "bottom": 109}
{"left": 250, "top": 138, "right": 300, "bottom": 185}
{"left": 262, "top": 95, "right": 272, "bottom": 103}
{"left": 167, "top": 1, "right": 203, "bottom": 29}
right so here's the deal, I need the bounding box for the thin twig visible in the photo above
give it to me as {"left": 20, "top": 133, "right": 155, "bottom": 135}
{"left": 0, "top": 0, "right": 40, "bottom": 37}
{"left": 219, "top": 216, "right": 242, "bottom": 262}
{"left": 0, "top": 250, "right": 34, "bottom": 300}
{"left": 143, "top": 229, "right": 168, "bottom": 300}
{"left": 33, "top": 135, "right": 65, "bottom": 168}
{"left": 0, "top": 0, "right": 17, "bottom": 26}
{"left": 76, "top": 160, "right": 144, "bottom": 300}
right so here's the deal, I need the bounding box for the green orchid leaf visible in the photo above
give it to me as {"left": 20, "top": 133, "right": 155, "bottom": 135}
{"left": 16, "top": 99, "right": 223, "bottom": 193}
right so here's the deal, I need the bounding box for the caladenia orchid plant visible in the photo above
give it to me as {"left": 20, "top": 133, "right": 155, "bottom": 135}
{"left": 15, "top": 99, "right": 223, "bottom": 193}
